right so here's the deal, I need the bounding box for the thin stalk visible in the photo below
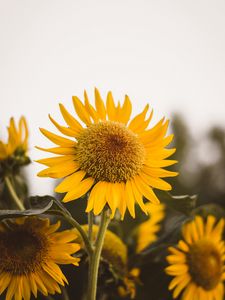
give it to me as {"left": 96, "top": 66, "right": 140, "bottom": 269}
{"left": 87, "top": 211, "right": 94, "bottom": 297}
{"left": 87, "top": 209, "right": 110, "bottom": 300}
{"left": 61, "top": 286, "right": 70, "bottom": 300}
{"left": 88, "top": 212, "right": 94, "bottom": 244}
{"left": 4, "top": 176, "right": 25, "bottom": 210}
{"left": 62, "top": 212, "right": 93, "bottom": 256}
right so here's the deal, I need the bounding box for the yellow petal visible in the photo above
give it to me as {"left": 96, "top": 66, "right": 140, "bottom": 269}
{"left": 134, "top": 175, "right": 160, "bottom": 204}
{"left": 117, "top": 182, "right": 126, "bottom": 220}
{"left": 6, "top": 276, "right": 17, "bottom": 300}
{"left": 173, "top": 275, "right": 191, "bottom": 298}
{"left": 130, "top": 179, "right": 147, "bottom": 214}
{"left": 0, "top": 142, "right": 8, "bottom": 159}
{"left": 36, "top": 155, "right": 75, "bottom": 167}
{"left": 59, "top": 103, "right": 83, "bottom": 133}
{"left": 21, "top": 277, "right": 31, "bottom": 300}
{"left": 142, "top": 165, "right": 178, "bottom": 178}
{"left": 145, "top": 159, "right": 177, "bottom": 168}
{"left": 36, "top": 145, "right": 75, "bottom": 155}
{"left": 39, "top": 128, "right": 75, "bottom": 147}
{"left": 42, "top": 263, "right": 65, "bottom": 285}
{"left": 49, "top": 114, "right": 78, "bottom": 137}
{"left": 147, "top": 148, "right": 176, "bottom": 160}
{"left": 94, "top": 88, "right": 106, "bottom": 120}
{"left": 166, "top": 253, "right": 186, "bottom": 264}
{"left": 86, "top": 182, "right": 99, "bottom": 213}
{"left": 143, "top": 134, "right": 174, "bottom": 150}
{"left": 37, "top": 161, "right": 79, "bottom": 178}
{"left": 139, "top": 171, "right": 172, "bottom": 191}
{"left": 195, "top": 216, "right": 204, "bottom": 238}
{"left": 19, "top": 116, "right": 29, "bottom": 148}
{"left": 72, "top": 96, "right": 92, "bottom": 125}
{"left": 107, "top": 182, "right": 121, "bottom": 218}
{"left": 28, "top": 274, "right": 38, "bottom": 298}
{"left": 117, "top": 95, "right": 132, "bottom": 124}
{"left": 168, "top": 274, "right": 188, "bottom": 290}
{"left": 125, "top": 180, "right": 135, "bottom": 218}
{"left": 84, "top": 90, "right": 99, "bottom": 123}
{"left": 181, "top": 282, "right": 197, "bottom": 300}
{"left": 55, "top": 170, "right": 86, "bottom": 193}
{"left": 211, "top": 218, "right": 224, "bottom": 240}
{"left": 106, "top": 91, "right": 117, "bottom": 121}
{"left": 178, "top": 240, "right": 189, "bottom": 252}
{"left": 139, "top": 118, "right": 168, "bottom": 143}
{"left": 165, "top": 264, "right": 188, "bottom": 275}
{"left": 63, "top": 177, "right": 94, "bottom": 202}
{"left": 129, "top": 104, "right": 151, "bottom": 132}
{"left": 0, "top": 273, "right": 11, "bottom": 295}
{"left": 205, "top": 215, "right": 216, "bottom": 236}
{"left": 93, "top": 181, "right": 107, "bottom": 215}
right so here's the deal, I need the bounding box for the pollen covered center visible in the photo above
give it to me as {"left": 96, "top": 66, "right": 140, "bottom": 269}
{"left": 75, "top": 121, "right": 145, "bottom": 182}
{"left": 0, "top": 228, "right": 49, "bottom": 275}
{"left": 188, "top": 240, "right": 222, "bottom": 290}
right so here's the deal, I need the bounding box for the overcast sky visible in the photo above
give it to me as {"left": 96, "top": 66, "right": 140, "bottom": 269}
{"left": 1, "top": 0, "right": 225, "bottom": 194}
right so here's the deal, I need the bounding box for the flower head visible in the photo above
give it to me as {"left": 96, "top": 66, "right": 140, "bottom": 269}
{"left": 37, "top": 89, "right": 177, "bottom": 218}
{"left": 0, "top": 117, "right": 29, "bottom": 172}
{"left": 165, "top": 215, "right": 225, "bottom": 300}
{"left": 0, "top": 217, "right": 80, "bottom": 299}
{"left": 136, "top": 203, "right": 165, "bottom": 253}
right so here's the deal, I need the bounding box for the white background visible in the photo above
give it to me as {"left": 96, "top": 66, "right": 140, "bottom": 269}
{"left": 1, "top": 0, "right": 225, "bottom": 194}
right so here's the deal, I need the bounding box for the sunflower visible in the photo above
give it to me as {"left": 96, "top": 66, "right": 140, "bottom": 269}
{"left": 0, "top": 117, "right": 28, "bottom": 161}
{"left": 0, "top": 216, "right": 80, "bottom": 300}
{"left": 165, "top": 215, "right": 225, "bottom": 300}
{"left": 78, "top": 224, "right": 138, "bottom": 299}
{"left": 136, "top": 203, "right": 165, "bottom": 253}
{"left": 37, "top": 88, "right": 177, "bottom": 218}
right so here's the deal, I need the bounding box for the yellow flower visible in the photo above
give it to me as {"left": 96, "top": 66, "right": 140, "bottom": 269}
{"left": 78, "top": 224, "right": 138, "bottom": 298}
{"left": 165, "top": 215, "right": 225, "bottom": 300}
{"left": 37, "top": 88, "right": 177, "bottom": 218}
{"left": 0, "top": 117, "right": 28, "bottom": 161}
{"left": 0, "top": 217, "right": 80, "bottom": 300}
{"left": 136, "top": 203, "right": 165, "bottom": 253}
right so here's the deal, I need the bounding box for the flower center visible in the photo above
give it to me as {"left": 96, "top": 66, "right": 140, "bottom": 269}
{"left": 188, "top": 240, "right": 222, "bottom": 290}
{"left": 0, "top": 226, "right": 48, "bottom": 275}
{"left": 75, "top": 121, "right": 145, "bottom": 182}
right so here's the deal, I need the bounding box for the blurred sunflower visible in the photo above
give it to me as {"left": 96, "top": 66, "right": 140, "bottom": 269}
{"left": 78, "top": 224, "right": 138, "bottom": 299}
{"left": 37, "top": 88, "right": 177, "bottom": 218}
{"left": 165, "top": 215, "right": 225, "bottom": 300}
{"left": 136, "top": 203, "right": 165, "bottom": 253}
{"left": 0, "top": 117, "right": 28, "bottom": 161}
{"left": 0, "top": 217, "right": 80, "bottom": 300}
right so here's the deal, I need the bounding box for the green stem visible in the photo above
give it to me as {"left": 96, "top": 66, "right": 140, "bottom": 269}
{"left": 61, "top": 286, "right": 70, "bottom": 300}
{"left": 62, "top": 213, "right": 93, "bottom": 256}
{"left": 87, "top": 209, "right": 110, "bottom": 300}
{"left": 4, "top": 176, "right": 25, "bottom": 210}
{"left": 88, "top": 212, "right": 94, "bottom": 244}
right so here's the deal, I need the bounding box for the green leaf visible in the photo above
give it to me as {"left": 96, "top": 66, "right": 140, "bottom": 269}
{"left": 47, "top": 196, "right": 73, "bottom": 217}
{"left": 158, "top": 191, "right": 197, "bottom": 215}
{"left": 192, "top": 203, "right": 225, "bottom": 219}
{"left": 0, "top": 195, "right": 54, "bottom": 220}
{"left": 28, "top": 195, "right": 72, "bottom": 218}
